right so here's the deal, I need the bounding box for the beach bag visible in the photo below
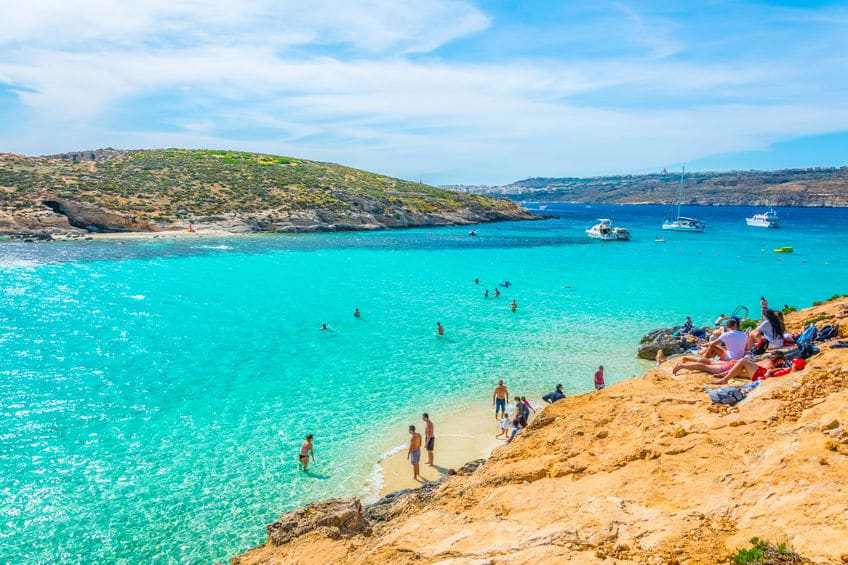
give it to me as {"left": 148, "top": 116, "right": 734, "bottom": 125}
{"left": 816, "top": 325, "right": 838, "bottom": 341}
{"left": 707, "top": 386, "right": 745, "bottom": 406}
{"left": 796, "top": 325, "right": 818, "bottom": 345}
{"left": 750, "top": 338, "right": 768, "bottom": 355}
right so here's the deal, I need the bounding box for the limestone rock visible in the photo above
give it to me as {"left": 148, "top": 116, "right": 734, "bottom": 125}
{"left": 265, "top": 498, "right": 370, "bottom": 546}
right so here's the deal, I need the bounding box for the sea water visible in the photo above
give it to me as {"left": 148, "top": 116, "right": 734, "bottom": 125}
{"left": 1, "top": 204, "right": 847, "bottom": 563}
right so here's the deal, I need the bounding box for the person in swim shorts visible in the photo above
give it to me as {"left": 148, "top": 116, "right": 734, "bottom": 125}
{"left": 422, "top": 413, "right": 435, "bottom": 466}
{"left": 407, "top": 425, "right": 422, "bottom": 480}
{"left": 493, "top": 379, "right": 508, "bottom": 420}
{"left": 299, "top": 434, "right": 315, "bottom": 471}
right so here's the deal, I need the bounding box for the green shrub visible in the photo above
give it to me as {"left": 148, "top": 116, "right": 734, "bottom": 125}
{"left": 729, "top": 536, "right": 804, "bottom": 564}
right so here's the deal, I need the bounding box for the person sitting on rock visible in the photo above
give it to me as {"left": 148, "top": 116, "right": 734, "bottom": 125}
{"left": 699, "top": 317, "right": 749, "bottom": 361}
{"left": 750, "top": 309, "right": 787, "bottom": 351}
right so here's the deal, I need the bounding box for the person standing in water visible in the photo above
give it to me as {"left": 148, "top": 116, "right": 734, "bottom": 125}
{"left": 353, "top": 308, "right": 360, "bottom": 318}
{"left": 510, "top": 300, "right": 517, "bottom": 312}
{"left": 594, "top": 366, "right": 605, "bottom": 390}
{"left": 484, "top": 289, "right": 489, "bottom": 298}
{"left": 407, "top": 425, "right": 422, "bottom": 480}
{"left": 436, "top": 322, "right": 444, "bottom": 336}
{"left": 422, "top": 413, "right": 435, "bottom": 466}
{"left": 494, "top": 288, "right": 501, "bottom": 298}
{"left": 299, "top": 434, "right": 315, "bottom": 471}
{"left": 493, "top": 379, "right": 508, "bottom": 420}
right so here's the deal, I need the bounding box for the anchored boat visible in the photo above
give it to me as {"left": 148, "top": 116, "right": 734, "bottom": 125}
{"left": 586, "top": 219, "right": 631, "bottom": 241}
{"left": 746, "top": 209, "right": 780, "bottom": 228}
{"left": 662, "top": 167, "right": 706, "bottom": 232}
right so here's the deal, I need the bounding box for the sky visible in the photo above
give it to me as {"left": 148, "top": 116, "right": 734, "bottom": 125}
{"left": 1, "top": 0, "right": 847, "bottom": 185}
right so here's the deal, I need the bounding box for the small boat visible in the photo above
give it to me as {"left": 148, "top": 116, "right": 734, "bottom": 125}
{"left": 746, "top": 209, "right": 780, "bottom": 228}
{"left": 655, "top": 237, "right": 666, "bottom": 242}
{"left": 538, "top": 205, "right": 548, "bottom": 210}
{"left": 662, "top": 167, "right": 706, "bottom": 232}
{"left": 586, "top": 219, "right": 631, "bottom": 241}
{"left": 773, "top": 246, "right": 793, "bottom": 253}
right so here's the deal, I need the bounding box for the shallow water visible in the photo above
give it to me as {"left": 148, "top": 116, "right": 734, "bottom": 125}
{"left": 1, "top": 204, "right": 846, "bottom": 563}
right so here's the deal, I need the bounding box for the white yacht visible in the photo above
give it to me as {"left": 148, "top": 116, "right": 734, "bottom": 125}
{"left": 746, "top": 209, "right": 780, "bottom": 228}
{"left": 586, "top": 219, "right": 631, "bottom": 241}
{"left": 662, "top": 167, "right": 706, "bottom": 232}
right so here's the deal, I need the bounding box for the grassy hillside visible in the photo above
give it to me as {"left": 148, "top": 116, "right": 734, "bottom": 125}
{"left": 469, "top": 167, "right": 848, "bottom": 206}
{"left": 0, "top": 148, "right": 518, "bottom": 223}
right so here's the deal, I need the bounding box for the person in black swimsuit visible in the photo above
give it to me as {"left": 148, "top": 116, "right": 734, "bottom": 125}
{"left": 299, "top": 434, "right": 315, "bottom": 471}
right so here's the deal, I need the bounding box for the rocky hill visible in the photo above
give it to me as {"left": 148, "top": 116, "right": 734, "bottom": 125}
{"left": 0, "top": 149, "right": 536, "bottom": 237}
{"left": 232, "top": 298, "right": 848, "bottom": 564}
{"left": 455, "top": 167, "right": 848, "bottom": 206}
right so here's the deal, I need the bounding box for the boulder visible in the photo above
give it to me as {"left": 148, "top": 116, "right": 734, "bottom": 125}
{"left": 637, "top": 328, "right": 690, "bottom": 360}
{"left": 266, "top": 498, "right": 370, "bottom": 546}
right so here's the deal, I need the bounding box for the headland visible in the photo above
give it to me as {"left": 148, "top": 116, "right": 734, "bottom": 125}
{"left": 0, "top": 149, "right": 539, "bottom": 239}
{"left": 232, "top": 298, "right": 848, "bottom": 564}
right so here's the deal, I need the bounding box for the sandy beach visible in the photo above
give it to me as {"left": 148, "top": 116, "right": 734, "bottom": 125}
{"left": 377, "top": 399, "right": 536, "bottom": 496}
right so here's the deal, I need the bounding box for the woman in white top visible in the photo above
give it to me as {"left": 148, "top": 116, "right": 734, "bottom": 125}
{"left": 755, "top": 309, "right": 786, "bottom": 350}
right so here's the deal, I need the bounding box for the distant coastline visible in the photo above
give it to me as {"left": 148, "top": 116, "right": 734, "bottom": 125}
{"left": 443, "top": 166, "right": 848, "bottom": 207}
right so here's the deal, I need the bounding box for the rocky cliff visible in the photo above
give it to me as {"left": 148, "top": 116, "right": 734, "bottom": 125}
{"left": 0, "top": 149, "right": 538, "bottom": 237}
{"left": 232, "top": 299, "right": 848, "bottom": 564}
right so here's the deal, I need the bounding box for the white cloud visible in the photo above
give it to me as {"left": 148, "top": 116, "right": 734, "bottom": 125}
{"left": 1, "top": 1, "right": 847, "bottom": 183}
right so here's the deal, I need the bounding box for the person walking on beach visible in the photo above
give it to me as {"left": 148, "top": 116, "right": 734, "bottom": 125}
{"left": 299, "top": 434, "right": 315, "bottom": 471}
{"left": 493, "top": 380, "right": 508, "bottom": 420}
{"left": 594, "top": 366, "right": 605, "bottom": 390}
{"left": 436, "top": 322, "right": 445, "bottom": 336}
{"left": 407, "top": 425, "right": 422, "bottom": 480}
{"left": 512, "top": 396, "right": 524, "bottom": 421}
{"left": 422, "top": 413, "right": 435, "bottom": 466}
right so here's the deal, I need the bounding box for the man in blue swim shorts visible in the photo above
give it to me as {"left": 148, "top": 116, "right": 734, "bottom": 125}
{"left": 493, "top": 379, "right": 508, "bottom": 420}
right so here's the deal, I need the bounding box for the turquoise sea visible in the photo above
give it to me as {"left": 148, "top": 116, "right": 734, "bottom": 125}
{"left": 2, "top": 204, "right": 847, "bottom": 563}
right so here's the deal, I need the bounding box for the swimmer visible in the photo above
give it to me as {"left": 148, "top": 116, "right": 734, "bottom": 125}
{"left": 436, "top": 322, "right": 444, "bottom": 336}
{"left": 510, "top": 300, "right": 517, "bottom": 312}
{"left": 353, "top": 308, "right": 360, "bottom": 318}
{"left": 320, "top": 323, "right": 329, "bottom": 331}
{"left": 484, "top": 289, "right": 489, "bottom": 298}
{"left": 494, "top": 288, "right": 501, "bottom": 298}
{"left": 475, "top": 278, "right": 480, "bottom": 284}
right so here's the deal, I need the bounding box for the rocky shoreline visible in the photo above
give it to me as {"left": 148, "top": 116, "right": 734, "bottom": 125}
{"left": 230, "top": 299, "right": 848, "bottom": 564}
{"left": 0, "top": 198, "right": 543, "bottom": 241}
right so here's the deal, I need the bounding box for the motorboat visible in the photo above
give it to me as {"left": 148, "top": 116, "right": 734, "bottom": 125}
{"left": 586, "top": 219, "right": 631, "bottom": 241}
{"left": 746, "top": 209, "right": 780, "bottom": 228}
{"left": 773, "top": 246, "right": 793, "bottom": 253}
{"left": 662, "top": 167, "right": 706, "bottom": 232}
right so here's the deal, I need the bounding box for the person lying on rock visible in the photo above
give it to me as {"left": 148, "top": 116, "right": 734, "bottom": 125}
{"left": 711, "top": 351, "right": 787, "bottom": 385}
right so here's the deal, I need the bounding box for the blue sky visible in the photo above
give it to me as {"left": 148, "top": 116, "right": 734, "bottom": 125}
{"left": 1, "top": 0, "right": 847, "bottom": 184}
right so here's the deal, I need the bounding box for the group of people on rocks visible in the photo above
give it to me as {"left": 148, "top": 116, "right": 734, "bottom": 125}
{"left": 671, "top": 296, "right": 807, "bottom": 385}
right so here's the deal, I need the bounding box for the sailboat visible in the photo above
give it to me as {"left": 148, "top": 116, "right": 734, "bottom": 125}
{"left": 662, "top": 166, "right": 706, "bottom": 232}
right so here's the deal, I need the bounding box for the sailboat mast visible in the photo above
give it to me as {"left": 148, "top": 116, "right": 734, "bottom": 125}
{"left": 676, "top": 166, "right": 685, "bottom": 220}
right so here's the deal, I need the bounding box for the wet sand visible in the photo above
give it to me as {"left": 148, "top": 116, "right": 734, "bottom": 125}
{"left": 376, "top": 399, "right": 538, "bottom": 496}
